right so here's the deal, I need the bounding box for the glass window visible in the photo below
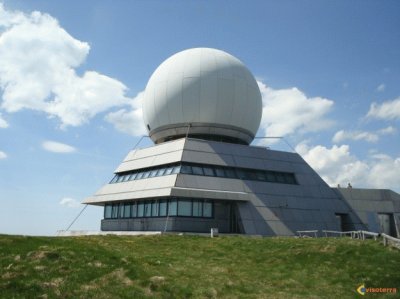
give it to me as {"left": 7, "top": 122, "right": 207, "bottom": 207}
{"left": 149, "top": 169, "right": 158, "bottom": 178}
{"left": 151, "top": 200, "right": 159, "bottom": 216}
{"left": 142, "top": 171, "right": 151, "bottom": 179}
{"left": 203, "top": 166, "right": 215, "bottom": 176}
{"left": 111, "top": 204, "right": 119, "bottom": 218}
{"left": 119, "top": 203, "right": 125, "bottom": 218}
{"left": 116, "top": 175, "right": 125, "bottom": 183}
{"left": 129, "top": 172, "right": 138, "bottom": 181}
{"left": 203, "top": 201, "right": 212, "bottom": 217}
{"left": 145, "top": 202, "right": 152, "bottom": 217}
{"left": 137, "top": 202, "right": 144, "bottom": 217}
{"left": 236, "top": 169, "right": 247, "bottom": 180}
{"left": 192, "top": 166, "right": 204, "bottom": 176}
{"left": 178, "top": 200, "right": 192, "bottom": 216}
{"left": 159, "top": 199, "right": 167, "bottom": 216}
{"left": 168, "top": 199, "right": 177, "bottom": 216}
{"left": 192, "top": 200, "right": 203, "bottom": 217}
{"left": 245, "top": 170, "right": 256, "bottom": 180}
{"left": 256, "top": 171, "right": 266, "bottom": 181}
{"left": 156, "top": 167, "right": 166, "bottom": 176}
{"left": 110, "top": 175, "right": 119, "bottom": 184}
{"left": 104, "top": 205, "right": 112, "bottom": 218}
{"left": 180, "top": 165, "right": 192, "bottom": 174}
{"left": 266, "top": 172, "right": 276, "bottom": 182}
{"left": 276, "top": 173, "right": 285, "bottom": 183}
{"left": 165, "top": 166, "right": 174, "bottom": 175}
{"left": 285, "top": 174, "right": 296, "bottom": 184}
{"left": 172, "top": 165, "right": 181, "bottom": 174}
{"left": 122, "top": 175, "right": 130, "bottom": 182}
{"left": 215, "top": 167, "right": 225, "bottom": 177}
{"left": 131, "top": 202, "right": 137, "bottom": 217}
{"left": 136, "top": 171, "right": 144, "bottom": 180}
{"left": 225, "top": 168, "right": 236, "bottom": 178}
{"left": 123, "top": 203, "right": 131, "bottom": 218}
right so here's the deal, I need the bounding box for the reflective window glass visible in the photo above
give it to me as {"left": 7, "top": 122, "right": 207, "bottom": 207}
{"left": 178, "top": 200, "right": 192, "bottom": 216}
{"left": 119, "top": 203, "right": 125, "bottom": 218}
{"left": 285, "top": 174, "right": 296, "bottom": 184}
{"left": 215, "top": 167, "right": 225, "bottom": 177}
{"left": 203, "top": 167, "right": 215, "bottom": 176}
{"left": 124, "top": 203, "right": 131, "bottom": 218}
{"left": 192, "top": 166, "right": 204, "bottom": 175}
{"left": 116, "top": 175, "right": 125, "bottom": 183}
{"left": 156, "top": 167, "right": 166, "bottom": 176}
{"left": 137, "top": 202, "right": 144, "bottom": 217}
{"left": 266, "top": 173, "right": 276, "bottom": 182}
{"left": 172, "top": 165, "right": 181, "bottom": 174}
{"left": 104, "top": 205, "right": 112, "bottom": 218}
{"left": 145, "top": 202, "right": 151, "bottom": 216}
{"left": 276, "top": 173, "right": 285, "bottom": 183}
{"left": 159, "top": 200, "right": 167, "bottom": 216}
{"left": 142, "top": 171, "right": 151, "bottom": 179}
{"left": 236, "top": 169, "right": 247, "bottom": 179}
{"left": 165, "top": 166, "right": 174, "bottom": 175}
{"left": 168, "top": 199, "right": 177, "bottom": 216}
{"left": 131, "top": 202, "right": 137, "bottom": 217}
{"left": 110, "top": 175, "right": 119, "bottom": 184}
{"left": 225, "top": 168, "right": 236, "bottom": 178}
{"left": 192, "top": 201, "right": 203, "bottom": 217}
{"left": 122, "top": 175, "right": 130, "bottom": 182}
{"left": 112, "top": 204, "right": 119, "bottom": 218}
{"left": 151, "top": 201, "right": 159, "bottom": 216}
{"left": 180, "top": 165, "right": 192, "bottom": 174}
{"left": 256, "top": 171, "right": 266, "bottom": 181}
{"left": 136, "top": 172, "right": 144, "bottom": 180}
{"left": 129, "top": 173, "right": 138, "bottom": 181}
{"left": 149, "top": 169, "right": 158, "bottom": 178}
{"left": 203, "top": 201, "right": 212, "bottom": 217}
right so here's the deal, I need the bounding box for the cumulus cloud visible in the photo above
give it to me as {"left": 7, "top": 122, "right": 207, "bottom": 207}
{"left": 105, "top": 91, "right": 147, "bottom": 136}
{"left": 42, "top": 140, "right": 76, "bottom": 153}
{"left": 0, "top": 4, "right": 130, "bottom": 128}
{"left": 296, "top": 142, "right": 400, "bottom": 192}
{"left": 366, "top": 97, "right": 400, "bottom": 120}
{"left": 332, "top": 126, "right": 396, "bottom": 144}
{"left": 376, "top": 83, "right": 385, "bottom": 92}
{"left": 0, "top": 113, "right": 8, "bottom": 128}
{"left": 0, "top": 150, "right": 7, "bottom": 159}
{"left": 257, "top": 81, "right": 334, "bottom": 139}
{"left": 59, "top": 197, "right": 81, "bottom": 208}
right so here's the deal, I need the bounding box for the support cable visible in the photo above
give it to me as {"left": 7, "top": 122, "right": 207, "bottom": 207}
{"left": 65, "top": 204, "right": 88, "bottom": 231}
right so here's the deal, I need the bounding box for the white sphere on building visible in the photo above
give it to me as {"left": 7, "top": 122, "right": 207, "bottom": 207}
{"left": 142, "top": 48, "right": 262, "bottom": 145}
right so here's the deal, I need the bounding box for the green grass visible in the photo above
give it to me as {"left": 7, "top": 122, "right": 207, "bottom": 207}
{"left": 1, "top": 235, "right": 399, "bottom": 298}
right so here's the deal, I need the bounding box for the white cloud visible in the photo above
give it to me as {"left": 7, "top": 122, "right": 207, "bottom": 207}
{"left": 0, "top": 150, "right": 7, "bottom": 159}
{"left": 296, "top": 142, "right": 400, "bottom": 192}
{"left": 366, "top": 97, "right": 400, "bottom": 120}
{"left": 333, "top": 130, "right": 378, "bottom": 143}
{"left": 376, "top": 83, "right": 385, "bottom": 92}
{"left": 59, "top": 197, "right": 81, "bottom": 208}
{"left": 257, "top": 81, "right": 334, "bottom": 139}
{"left": 0, "top": 113, "right": 8, "bottom": 128}
{"left": 0, "top": 4, "right": 130, "bottom": 128}
{"left": 105, "top": 91, "right": 147, "bottom": 136}
{"left": 378, "top": 126, "right": 396, "bottom": 135}
{"left": 42, "top": 140, "right": 76, "bottom": 153}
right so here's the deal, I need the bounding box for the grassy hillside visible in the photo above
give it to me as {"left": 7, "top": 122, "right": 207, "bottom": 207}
{"left": 1, "top": 234, "right": 399, "bottom": 298}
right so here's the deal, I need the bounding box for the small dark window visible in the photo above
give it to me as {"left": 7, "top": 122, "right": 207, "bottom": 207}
{"left": 225, "top": 168, "right": 236, "bottom": 178}
{"left": 180, "top": 165, "right": 192, "bottom": 174}
{"left": 215, "top": 167, "right": 225, "bottom": 177}
{"left": 156, "top": 167, "right": 166, "bottom": 176}
{"left": 110, "top": 175, "right": 119, "bottom": 184}
{"left": 192, "top": 166, "right": 204, "bottom": 175}
{"left": 203, "top": 166, "right": 215, "bottom": 176}
{"left": 131, "top": 202, "right": 137, "bottom": 217}
{"left": 129, "top": 172, "right": 138, "bottom": 181}
{"left": 159, "top": 199, "right": 167, "bottom": 216}
{"left": 136, "top": 172, "right": 144, "bottom": 180}
{"left": 172, "top": 165, "right": 181, "bottom": 174}
{"left": 149, "top": 169, "right": 158, "bottom": 178}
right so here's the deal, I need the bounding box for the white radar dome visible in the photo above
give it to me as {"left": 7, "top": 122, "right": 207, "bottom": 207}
{"left": 143, "top": 48, "right": 262, "bottom": 145}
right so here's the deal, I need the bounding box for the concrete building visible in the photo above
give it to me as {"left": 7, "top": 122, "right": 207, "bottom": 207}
{"left": 83, "top": 48, "right": 400, "bottom": 237}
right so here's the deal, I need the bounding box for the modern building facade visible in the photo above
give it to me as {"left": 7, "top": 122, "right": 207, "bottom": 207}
{"left": 83, "top": 48, "right": 400, "bottom": 237}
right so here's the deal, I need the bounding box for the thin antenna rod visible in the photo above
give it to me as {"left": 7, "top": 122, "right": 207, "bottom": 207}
{"left": 65, "top": 204, "right": 88, "bottom": 231}
{"left": 185, "top": 123, "right": 191, "bottom": 139}
{"left": 132, "top": 135, "right": 149, "bottom": 150}
{"left": 253, "top": 136, "right": 297, "bottom": 153}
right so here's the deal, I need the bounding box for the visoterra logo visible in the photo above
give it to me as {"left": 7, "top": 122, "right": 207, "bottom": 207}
{"left": 357, "top": 284, "right": 366, "bottom": 295}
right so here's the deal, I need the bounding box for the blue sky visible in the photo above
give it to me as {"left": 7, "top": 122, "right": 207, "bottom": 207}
{"left": 0, "top": 1, "right": 399, "bottom": 235}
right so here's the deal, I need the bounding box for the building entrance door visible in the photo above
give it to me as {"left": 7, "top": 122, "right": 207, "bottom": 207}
{"left": 378, "top": 213, "right": 392, "bottom": 235}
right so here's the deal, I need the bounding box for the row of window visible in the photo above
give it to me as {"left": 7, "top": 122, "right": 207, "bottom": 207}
{"left": 110, "top": 162, "right": 297, "bottom": 185}
{"left": 104, "top": 198, "right": 213, "bottom": 219}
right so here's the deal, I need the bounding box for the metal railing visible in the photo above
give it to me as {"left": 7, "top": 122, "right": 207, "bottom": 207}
{"left": 297, "top": 230, "right": 318, "bottom": 238}
{"left": 382, "top": 233, "right": 400, "bottom": 249}
{"left": 296, "top": 229, "right": 399, "bottom": 250}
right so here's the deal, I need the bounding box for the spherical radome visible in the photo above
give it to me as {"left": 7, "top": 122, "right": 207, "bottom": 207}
{"left": 142, "top": 48, "right": 262, "bottom": 144}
